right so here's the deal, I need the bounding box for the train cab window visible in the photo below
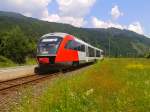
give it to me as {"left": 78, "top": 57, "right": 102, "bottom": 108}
{"left": 38, "top": 36, "right": 62, "bottom": 55}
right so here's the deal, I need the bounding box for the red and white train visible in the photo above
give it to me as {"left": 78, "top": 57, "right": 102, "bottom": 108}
{"left": 35, "top": 32, "right": 103, "bottom": 72}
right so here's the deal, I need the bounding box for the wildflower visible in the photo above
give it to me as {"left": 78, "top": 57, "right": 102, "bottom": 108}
{"left": 70, "top": 92, "right": 74, "bottom": 97}
{"left": 86, "top": 89, "right": 94, "bottom": 96}
{"left": 126, "top": 64, "right": 144, "bottom": 69}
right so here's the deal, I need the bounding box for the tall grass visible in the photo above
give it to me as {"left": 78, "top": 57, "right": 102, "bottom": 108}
{"left": 0, "top": 56, "right": 36, "bottom": 68}
{"left": 13, "top": 58, "right": 150, "bottom": 112}
{"left": 0, "top": 55, "right": 16, "bottom": 68}
{"left": 25, "top": 57, "right": 37, "bottom": 65}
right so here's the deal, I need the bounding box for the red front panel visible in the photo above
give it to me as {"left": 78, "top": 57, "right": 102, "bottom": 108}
{"left": 38, "top": 57, "right": 49, "bottom": 64}
{"left": 55, "top": 35, "right": 79, "bottom": 63}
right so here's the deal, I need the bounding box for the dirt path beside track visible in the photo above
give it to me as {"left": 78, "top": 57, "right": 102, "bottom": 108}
{"left": 0, "top": 65, "right": 36, "bottom": 82}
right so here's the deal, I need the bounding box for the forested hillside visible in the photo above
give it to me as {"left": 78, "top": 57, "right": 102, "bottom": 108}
{"left": 0, "top": 11, "right": 150, "bottom": 64}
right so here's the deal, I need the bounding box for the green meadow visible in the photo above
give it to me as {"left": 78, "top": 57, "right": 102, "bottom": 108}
{"left": 13, "top": 58, "right": 150, "bottom": 112}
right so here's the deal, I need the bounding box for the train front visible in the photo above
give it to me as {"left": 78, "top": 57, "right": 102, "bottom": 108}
{"left": 36, "top": 35, "right": 62, "bottom": 67}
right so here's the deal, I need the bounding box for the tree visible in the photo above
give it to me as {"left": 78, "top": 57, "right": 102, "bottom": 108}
{"left": 0, "top": 26, "right": 35, "bottom": 63}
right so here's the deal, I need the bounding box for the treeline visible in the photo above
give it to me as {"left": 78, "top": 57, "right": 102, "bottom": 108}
{"left": 0, "top": 26, "right": 36, "bottom": 63}
{"left": 0, "top": 11, "right": 150, "bottom": 65}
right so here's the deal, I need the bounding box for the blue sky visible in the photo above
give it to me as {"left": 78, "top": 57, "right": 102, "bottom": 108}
{"left": 90, "top": 0, "right": 150, "bottom": 35}
{"left": 0, "top": 0, "right": 149, "bottom": 37}
{"left": 47, "top": 0, "right": 150, "bottom": 36}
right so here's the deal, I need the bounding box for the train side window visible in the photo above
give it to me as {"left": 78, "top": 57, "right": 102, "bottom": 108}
{"left": 101, "top": 51, "right": 104, "bottom": 55}
{"left": 65, "top": 40, "right": 74, "bottom": 49}
{"left": 65, "top": 40, "right": 79, "bottom": 51}
{"left": 73, "top": 41, "right": 79, "bottom": 50}
{"left": 81, "top": 45, "right": 85, "bottom": 52}
{"left": 96, "top": 50, "right": 100, "bottom": 57}
{"left": 65, "top": 40, "right": 85, "bottom": 52}
{"left": 88, "top": 47, "right": 95, "bottom": 57}
{"left": 72, "top": 41, "right": 82, "bottom": 51}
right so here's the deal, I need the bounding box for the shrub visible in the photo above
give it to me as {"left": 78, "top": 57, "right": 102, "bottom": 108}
{"left": 0, "top": 26, "right": 36, "bottom": 64}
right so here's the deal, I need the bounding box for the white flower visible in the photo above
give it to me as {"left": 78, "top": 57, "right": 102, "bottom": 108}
{"left": 86, "top": 89, "right": 94, "bottom": 96}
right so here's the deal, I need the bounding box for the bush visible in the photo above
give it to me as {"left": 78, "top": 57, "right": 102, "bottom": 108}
{"left": 0, "top": 26, "right": 36, "bottom": 64}
{"left": 0, "top": 55, "right": 8, "bottom": 62}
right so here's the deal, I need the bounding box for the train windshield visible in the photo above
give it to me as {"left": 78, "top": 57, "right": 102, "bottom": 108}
{"left": 38, "top": 36, "right": 62, "bottom": 55}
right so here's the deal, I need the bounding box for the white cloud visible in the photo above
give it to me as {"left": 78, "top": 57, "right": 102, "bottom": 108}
{"left": 0, "top": 0, "right": 52, "bottom": 18}
{"left": 128, "top": 22, "right": 144, "bottom": 35}
{"left": 111, "top": 5, "right": 123, "bottom": 20}
{"left": 92, "top": 17, "right": 125, "bottom": 29}
{"left": 23, "top": 12, "right": 32, "bottom": 17}
{"left": 42, "top": 0, "right": 96, "bottom": 27}
{"left": 56, "top": 0, "right": 96, "bottom": 17}
{"left": 42, "top": 14, "right": 86, "bottom": 27}
{"left": 0, "top": 0, "right": 95, "bottom": 27}
{"left": 92, "top": 17, "right": 144, "bottom": 35}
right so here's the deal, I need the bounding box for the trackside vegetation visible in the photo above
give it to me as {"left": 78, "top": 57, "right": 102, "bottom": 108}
{"left": 0, "top": 26, "right": 36, "bottom": 66}
{"left": 0, "top": 55, "right": 16, "bottom": 67}
{"left": 0, "top": 55, "right": 36, "bottom": 68}
{"left": 12, "top": 59, "right": 150, "bottom": 112}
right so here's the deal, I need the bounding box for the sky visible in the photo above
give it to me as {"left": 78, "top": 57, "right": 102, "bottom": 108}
{"left": 0, "top": 0, "right": 149, "bottom": 37}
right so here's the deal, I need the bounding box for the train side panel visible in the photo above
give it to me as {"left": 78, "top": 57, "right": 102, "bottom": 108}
{"left": 55, "top": 35, "right": 79, "bottom": 63}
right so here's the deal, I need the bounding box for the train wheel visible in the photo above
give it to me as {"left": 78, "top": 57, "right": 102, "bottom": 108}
{"left": 34, "top": 67, "right": 40, "bottom": 74}
{"left": 72, "top": 61, "right": 79, "bottom": 67}
{"left": 95, "top": 59, "right": 97, "bottom": 63}
{"left": 34, "top": 66, "right": 46, "bottom": 74}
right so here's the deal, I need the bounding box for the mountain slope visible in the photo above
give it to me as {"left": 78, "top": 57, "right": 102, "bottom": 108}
{"left": 0, "top": 11, "right": 150, "bottom": 58}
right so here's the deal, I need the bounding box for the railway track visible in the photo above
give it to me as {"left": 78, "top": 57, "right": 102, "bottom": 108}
{"left": 0, "top": 63, "right": 92, "bottom": 112}
{"left": 0, "top": 71, "right": 62, "bottom": 112}
{"left": 0, "top": 72, "right": 59, "bottom": 92}
{"left": 0, "top": 63, "right": 93, "bottom": 93}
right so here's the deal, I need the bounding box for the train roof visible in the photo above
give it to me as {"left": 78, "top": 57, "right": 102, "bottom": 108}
{"left": 41, "top": 32, "right": 69, "bottom": 38}
{"left": 41, "top": 32, "right": 103, "bottom": 51}
{"left": 74, "top": 38, "right": 102, "bottom": 51}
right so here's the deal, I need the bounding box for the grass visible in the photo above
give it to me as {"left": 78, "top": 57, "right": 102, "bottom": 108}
{"left": 0, "top": 55, "right": 16, "bottom": 68}
{"left": 24, "top": 57, "right": 37, "bottom": 65}
{"left": 13, "top": 58, "right": 150, "bottom": 112}
{"left": 0, "top": 56, "right": 36, "bottom": 68}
